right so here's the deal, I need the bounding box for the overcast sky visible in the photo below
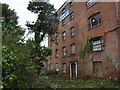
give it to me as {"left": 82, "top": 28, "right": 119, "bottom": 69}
{"left": 0, "top": 0, "right": 66, "bottom": 28}
{"left": 0, "top": 0, "right": 66, "bottom": 46}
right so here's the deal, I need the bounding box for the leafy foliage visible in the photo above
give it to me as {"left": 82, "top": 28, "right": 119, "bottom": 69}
{"left": 79, "top": 37, "right": 92, "bottom": 59}
{"left": 2, "top": 2, "right": 55, "bottom": 88}
{"left": 2, "top": 46, "right": 17, "bottom": 88}
{"left": 1, "top": 3, "right": 36, "bottom": 88}
{"left": 26, "top": 0, "right": 58, "bottom": 43}
{"left": 26, "top": 0, "right": 58, "bottom": 75}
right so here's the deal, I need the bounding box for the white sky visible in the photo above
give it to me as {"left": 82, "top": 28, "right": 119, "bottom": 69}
{"left": 0, "top": 0, "right": 66, "bottom": 28}
{"left": 0, "top": 0, "right": 66, "bottom": 46}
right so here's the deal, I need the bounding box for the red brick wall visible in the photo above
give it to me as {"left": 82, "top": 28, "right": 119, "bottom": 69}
{"left": 48, "top": 2, "right": 119, "bottom": 79}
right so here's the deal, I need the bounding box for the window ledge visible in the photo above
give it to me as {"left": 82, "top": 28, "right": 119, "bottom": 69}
{"left": 88, "top": 24, "right": 101, "bottom": 30}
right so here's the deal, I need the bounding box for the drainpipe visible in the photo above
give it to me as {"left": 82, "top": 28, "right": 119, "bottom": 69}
{"left": 115, "top": 2, "right": 120, "bottom": 80}
{"left": 70, "top": 64, "right": 72, "bottom": 78}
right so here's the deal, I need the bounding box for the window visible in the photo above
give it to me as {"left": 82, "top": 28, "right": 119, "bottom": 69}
{"left": 56, "top": 49, "right": 59, "bottom": 58}
{"left": 70, "top": 12, "right": 74, "bottom": 20}
{"left": 92, "top": 37, "right": 104, "bottom": 51}
{"left": 62, "top": 31, "right": 66, "bottom": 40}
{"left": 50, "top": 54, "right": 52, "bottom": 59}
{"left": 62, "top": 8, "right": 65, "bottom": 14}
{"left": 63, "top": 47, "right": 67, "bottom": 56}
{"left": 71, "top": 44, "right": 76, "bottom": 54}
{"left": 62, "top": 19, "right": 65, "bottom": 26}
{"left": 70, "top": 26, "right": 75, "bottom": 37}
{"left": 70, "top": 1, "right": 73, "bottom": 6}
{"left": 62, "top": 63, "right": 66, "bottom": 73}
{"left": 50, "top": 63, "right": 52, "bottom": 70}
{"left": 86, "top": 0, "right": 97, "bottom": 8}
{"left": 56, "top": 63, "right": 59, "bottom": 71}
{"left": 88, "top": 13, "right": 101, "bottom": 28}
{"left": 56, "top": 35, "right": 58, "bottom": 44}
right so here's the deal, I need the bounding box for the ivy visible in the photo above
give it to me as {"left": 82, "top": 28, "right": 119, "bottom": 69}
{"left": 79, "top": 36, "right": 92, "bottom": 59}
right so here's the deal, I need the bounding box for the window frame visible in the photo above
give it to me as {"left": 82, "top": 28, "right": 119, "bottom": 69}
{"left": 62, "top": 19, "right": 65, "bottom": 26}
{"left": 56, "top": 35, "right": 59, "bottom": 44}
{"left": 62, "top": 63, "right": 67, "bottom": 73}
{"left": 62, "top": 47, "right": 67, "bottom": 56}
{"left": 70, "top": 26, "right": 75, "bottom": 37}
{"left": 62, "top": 31, "right": 66, "bottom": 41}
{"left": 62, "top": 8, "right": 65, "bottom": 14}
{"left": 88, "top": 12, "right": 101, "bottom": 29}
{"left": 70, "top": 1, "right": 74, "bottom": 6}
{"left": 55, "top": 49, "right": 59, "bottom": 58}
{"left": 50, "top": 63, "right": 52, "bottom": 70}
{"left": 86, "top": 0, "right": 97, "bottom": 9}
{"left": 91, "top": 37, "right": 104, "bottom": 52}
{"left": 70, "top": 12, "right": 74, "bottom": 20}
{"left": 71, "top": 44, "right": 76, "bottom": 55}
{"left": 55, "top": 63, "right": 59, "bottom": 71}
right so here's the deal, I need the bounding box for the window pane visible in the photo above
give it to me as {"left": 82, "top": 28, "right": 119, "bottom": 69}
{"left": 92, "top": 38, "right": 103, "bottom": 51}
{"left": 70, "top": 27, "right": 75, "bottom": 37}
{"left": 62, "top": 32, "right": 66, "bottom": 40}
{"left": 63, "top": 47, "right": 67, "bottom": 56}
{"left": 71, "top": 45, "right": 75, "bottom": 54}
{"left": 87, "top": 0, "right": 97, "bottom": 8}
{"left": 89, "top": 13, "right": 101, "bottom": 28}
{"left": 70, "top": 12, "right": 74, "bottom": 20}
{"left": 56, "top": 49, "right": 58, "bottom": 57}
{"left": 56, "top": 63, "right": 59, "bottom": 71}
{"left": 63, "top": 63, "right": 66, "bottom": 73}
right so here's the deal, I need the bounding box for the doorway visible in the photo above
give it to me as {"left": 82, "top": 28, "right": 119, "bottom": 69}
{"left": 93, "top": 61, "right": 103, "bottom": 77}
{"left": 70, "top": 61, "right": 77, "bottom": 78}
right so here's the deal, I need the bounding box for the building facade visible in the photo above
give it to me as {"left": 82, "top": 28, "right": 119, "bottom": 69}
{"left": 48, "top": 1, "right": 120, "bottom": 79}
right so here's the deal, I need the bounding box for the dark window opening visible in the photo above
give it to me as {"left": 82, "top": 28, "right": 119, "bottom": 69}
{"left": 70, "top": 26, "right": 75, "bottom": 37}
{"left": 88, "top": 13, "right": 101, "bottom": 29}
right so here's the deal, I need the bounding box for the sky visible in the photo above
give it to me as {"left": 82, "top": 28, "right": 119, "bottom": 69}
{"left": 0, "top": 0, "right": 66, "bottom": 46}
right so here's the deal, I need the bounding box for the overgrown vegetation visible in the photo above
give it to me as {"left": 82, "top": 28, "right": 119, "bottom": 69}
{"left": 79, "top": 37, "right": 92, "bottom": 59}
{"left": 1, "top": 0, "right": 57, "bottom": 88}
{"left": 26, "top": 69, "right": 120, "bottom": 88}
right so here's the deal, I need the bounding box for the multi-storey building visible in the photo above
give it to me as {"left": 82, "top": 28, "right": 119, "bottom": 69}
{"left": 48, "top": 1, "right": 120, "bottom": 79}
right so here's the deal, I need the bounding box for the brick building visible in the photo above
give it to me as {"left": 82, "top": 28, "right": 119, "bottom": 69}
{"left": 48, "top": 1, "right": 120, "bottom": 79}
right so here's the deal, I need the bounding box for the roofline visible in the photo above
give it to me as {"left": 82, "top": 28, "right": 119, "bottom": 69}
{"left": 56, "top": 0, "right": 71, "bottom": 14}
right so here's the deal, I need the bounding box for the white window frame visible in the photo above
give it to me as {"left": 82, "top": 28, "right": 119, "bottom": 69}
{"left": 92, "top": 38, "right": 104, "bottom": 51}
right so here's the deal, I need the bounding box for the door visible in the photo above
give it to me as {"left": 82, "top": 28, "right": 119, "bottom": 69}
{"left": 93, "top": 61, "right": 103, "bottom": 77}
{"left": 71, "top": 63, "right": 76, "bottom": 78}
{"left": 70, "top": 61, "right": 77, "bottom": 78}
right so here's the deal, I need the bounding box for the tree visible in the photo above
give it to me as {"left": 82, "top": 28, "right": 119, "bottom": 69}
{"left": 26, "top": 0, "right": 58, "bottom": 74}
{"left": 26, "top": 0, "right": 58, "bottom": 44}
{"left": 1, "top": 3, "right": 36, "bottom": 88}
{"left": 2, "top": 4, "right": 25, "bottom": 46}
